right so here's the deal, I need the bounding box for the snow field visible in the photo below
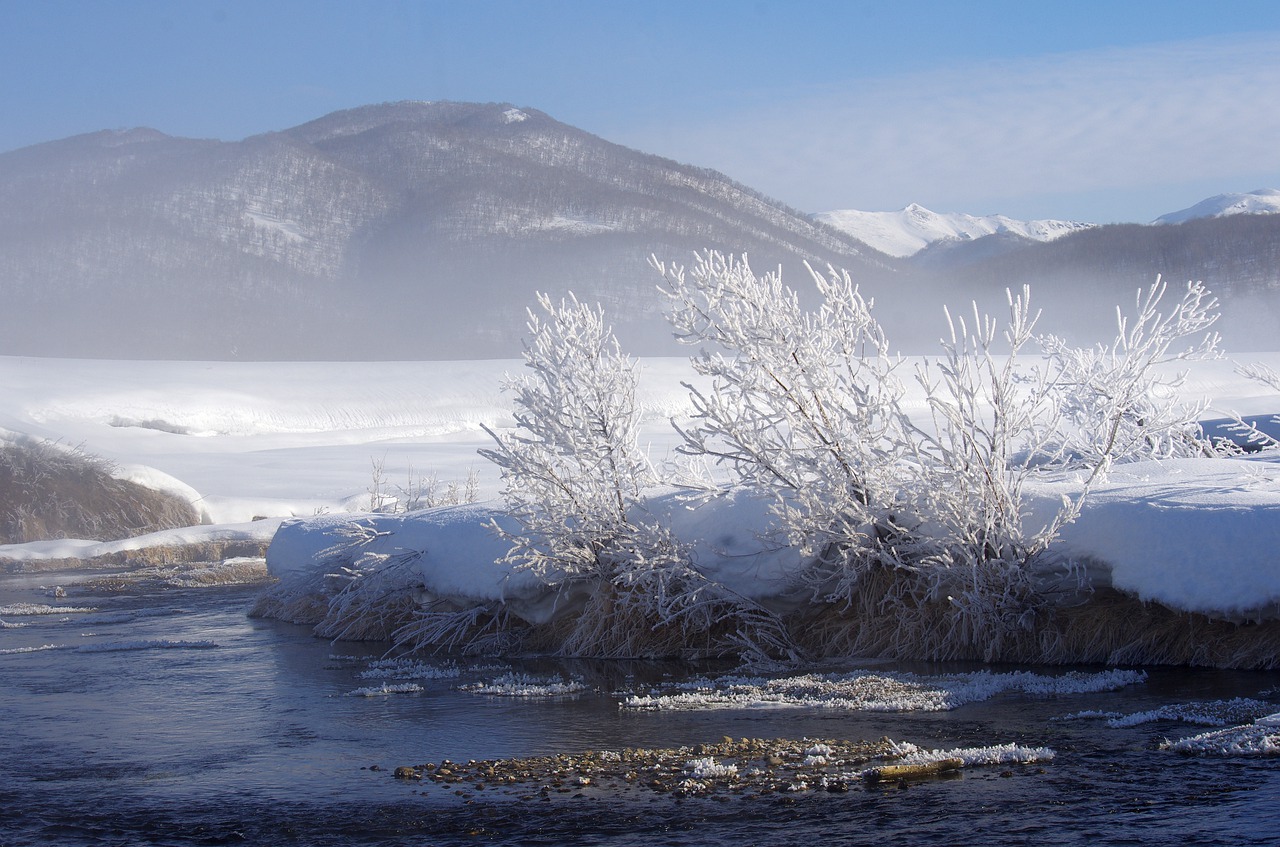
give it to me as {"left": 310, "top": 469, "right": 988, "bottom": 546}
{"left": 4, "top": 338, "right": 1280, "bottom": 661}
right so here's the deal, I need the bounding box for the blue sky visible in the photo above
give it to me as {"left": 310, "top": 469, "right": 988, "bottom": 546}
{"left": 4, "top": 0, "right": 1280, "bottom": 222}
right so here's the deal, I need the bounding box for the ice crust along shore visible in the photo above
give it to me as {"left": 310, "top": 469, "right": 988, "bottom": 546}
{"left": 2, "top": 354, "right": 1280, "bottom": 626}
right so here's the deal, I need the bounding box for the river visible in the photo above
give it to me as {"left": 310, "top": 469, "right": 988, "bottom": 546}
{"left": 2, "top": 568, "right": 1279, "bottom": 846}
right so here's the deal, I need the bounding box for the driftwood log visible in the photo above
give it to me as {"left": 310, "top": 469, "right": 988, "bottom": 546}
{"left": 863, "top": 757, "right": 964, "bottom": 783}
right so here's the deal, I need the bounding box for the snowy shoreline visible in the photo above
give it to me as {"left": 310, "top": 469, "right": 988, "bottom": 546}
{"left": 4, "top": 353, "right": 1280, "bottom": 666}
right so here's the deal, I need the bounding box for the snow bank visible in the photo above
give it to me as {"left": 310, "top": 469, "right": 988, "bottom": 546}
{"left": 264, "top": 489, "right": 812, "bottom": 626}
{"left": 1031, "top": 458, "right": 1280, "bottom": 619}
{"left": 0, "top": 520, "right": 280, "bottom": 563}
{"left": 643, "top": 487, "right": 807, "bottom": 607}
{"left": 112, "top": 463, "right": 207, "bottom": 517}
{"left": 266, "top": 505, "right": 543, "bottom": 604}
{"left": 8, "top": 353, "right": 1280, "bottom": 650}
{"left": 263, "top": 452, "right": 1280, "bottom": 642}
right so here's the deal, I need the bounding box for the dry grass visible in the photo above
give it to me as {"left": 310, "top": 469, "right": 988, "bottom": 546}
{"left": 248, "top": 587, "right": 331, "bottom": 626}
{"left": 1, "top": 539, "right": 271, "bottom": 574}
{"left": 393, "top": 602, "right": 539, "bottom": 655}
{"left": 1043, "top": 590, "right": 1280, "bottom": 669}
{"left": 313, "top": 590, "right": 424, "bottom": 642}
{"left": 0, "top": 439, "right": 199, "bottom": 544}
{"left": 786, "top": 577, "right": 1280, "bottom": 670}
{"left": 245, "top": 545, "right": 1280, "bottom": 668}
{"left": 787, "top": 565, "right": 1042, "bottom": 663}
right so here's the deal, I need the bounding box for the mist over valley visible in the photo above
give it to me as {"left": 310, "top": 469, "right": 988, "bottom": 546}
{"left": 3, "top": 100, "right": 1277, "bottom": 359}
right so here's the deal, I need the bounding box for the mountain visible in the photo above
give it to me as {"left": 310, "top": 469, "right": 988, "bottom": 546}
{"left": 815, "top": 203, "right": 1093, "bottom": 258}
{"left": 4, "top": 102, "right": 1278, "bottom": 360}
{"left": 815, "top": 192, "right": 1280, "bottom": 350}
{"left": 1154, "top": 188, "right": 1280, "bottom": 225}
{"left": 907, "top": 212, "right": 1280, "bottom": 349}
{"left": 0, "top": 101, "right": 892, "bottom": 360}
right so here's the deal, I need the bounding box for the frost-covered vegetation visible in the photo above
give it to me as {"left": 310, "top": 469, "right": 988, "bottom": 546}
{"left": 1162, "top": 715, "right": 1280, "bottom": 757}
{"left": 255, "top": 251, "right": 1280, "bottom": 666}
{"left": 622, "top": 667, "right": 1146, "bottom": 713}
{"left": 0, "top": 438, "right": 198, "bottom": 545}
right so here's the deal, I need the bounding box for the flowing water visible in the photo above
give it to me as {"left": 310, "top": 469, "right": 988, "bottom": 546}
{"left": 2, "top": 569, "right": 1279, "bottom": 846}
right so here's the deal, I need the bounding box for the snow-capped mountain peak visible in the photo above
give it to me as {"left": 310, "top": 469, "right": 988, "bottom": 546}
{"left": 815, "top": 204, "right": 1093, "bottom": 258}
{"left": 1154, "top": 189, "right": 1280, "bottom": 225}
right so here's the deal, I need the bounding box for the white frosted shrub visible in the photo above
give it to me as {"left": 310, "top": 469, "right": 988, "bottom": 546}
{"left": 906, "top": 289, "right": 1081, "bottom": 653}
{"left": 1039, "top": 277, "right": 1221, "bottom": 469}
{"left": 479, "top": 291, "right": 656, "bottom": 582}
{"left": 653, "top": 252, "right": 914, "bottom": 571}
{"left": 479, "top": 290, "right": 793, "bottom": 659}
{"left": 652, "top": 252, "right": 1223, "bottom": 659}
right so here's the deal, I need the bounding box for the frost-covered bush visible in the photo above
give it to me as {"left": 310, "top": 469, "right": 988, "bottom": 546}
{"left": 478, "top": 291, "right": 793, "bottom": 659}
{"left": 651, "top": 251, "right": 1223, "bottom": 660}
{"left": 904, "top": 289, "right": 1080, "bottom": 655}
{"left": 653, "top": 252, "right": 913, "bottom": 572}
{"left": 1039, "top": 277, "right": 1221, "bottom": 468}
{"left": 1226, "top": 361, "right": 1280, "bottom": 451}
{"left": 479, "top": 292, "right": 657, "bottom": 581}
{"left": 653, "top": 253, "right": 1072, "bottom": 656}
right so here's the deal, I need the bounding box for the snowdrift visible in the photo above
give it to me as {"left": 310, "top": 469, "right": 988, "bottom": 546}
{"left": 1041, "top": 457, "right": 1280, "bottom": 619}
{"left": 258, "top": 457, "right": 1280, "bottom": 667}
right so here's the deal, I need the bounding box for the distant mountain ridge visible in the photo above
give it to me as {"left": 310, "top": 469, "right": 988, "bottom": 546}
{"left": 1, "top": 100, "right": 1277, "bottom": 359}
{"left": 815, "top": 204, "right": 1093, "bottom": 258}
{"left": 1154, "top": 188, "right": 1280, "bottom": 225}
{"left": 817, "top": 189, "right": 1280, "bottom": 257}
{"left": 0, "top": 100, "right": 889, "bottom": 360}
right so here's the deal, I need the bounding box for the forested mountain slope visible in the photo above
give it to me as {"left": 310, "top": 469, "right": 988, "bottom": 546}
{"left": 0, "top": 101, "right": 890, "bottom": 359}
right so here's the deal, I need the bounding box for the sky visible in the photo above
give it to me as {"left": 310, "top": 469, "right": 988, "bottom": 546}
{"left": 3, "top": 0, "right": 1280, "bottom": 223}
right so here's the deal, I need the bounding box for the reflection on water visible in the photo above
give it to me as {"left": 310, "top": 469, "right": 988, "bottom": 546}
{"left": 2, "top": 571, "right": 1278, "bottom": 846}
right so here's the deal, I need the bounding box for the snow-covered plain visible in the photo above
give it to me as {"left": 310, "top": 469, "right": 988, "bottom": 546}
{"left": 2, "top": 353, "right": 1280, "bottom": 623}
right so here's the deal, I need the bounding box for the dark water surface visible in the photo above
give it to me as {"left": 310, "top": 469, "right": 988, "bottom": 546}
{"left": 2, "top": 571, "right": 1278, "bottom": 846}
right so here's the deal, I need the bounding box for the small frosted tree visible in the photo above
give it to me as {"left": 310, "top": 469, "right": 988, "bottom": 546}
{"left": 479, "top": 290, "right": 793, "bottom": 659}
{"left": 652, "top": 252, "right": 1225, "bottom": 661}
{"left": 653, "top": 251, "right": 913, "bottom": 571}
{"left": 906, "top": 289, "right": 1082, "bottom": 656}
{"left": 653, "top": 254, "right": 1081, "bottom": 657}
{"left": 480, "top": 291, "right": 655, "bottom": 582}
{"left": 1039, "top": 277, "right": 1221, "bottom": 469}
{"left": 907, "top": 278, "right": 1222, "bottom": 657}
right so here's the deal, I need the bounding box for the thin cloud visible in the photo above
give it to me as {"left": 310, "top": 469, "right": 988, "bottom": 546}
{"left": 621, "top": 33, "right": 1280, "bottom": 217}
